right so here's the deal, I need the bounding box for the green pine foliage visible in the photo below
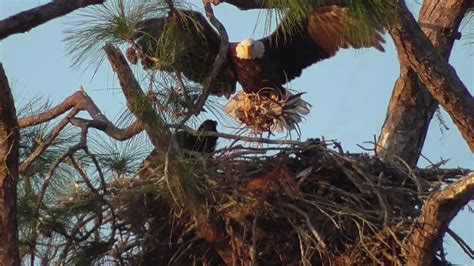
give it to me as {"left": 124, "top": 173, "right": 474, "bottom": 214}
{"left": 265, "top": 0, "right": 398, "bottom": 40}
{"left": 64, "top": 0, "right": 168, "bottom": 69}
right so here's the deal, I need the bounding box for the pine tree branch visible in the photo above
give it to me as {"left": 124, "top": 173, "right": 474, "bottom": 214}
{"left": 387, "top": 0, "right": 474, "bottom": 153}
{"left": 19, "top": 89, "right": 143, "bottom": 175}
{"left": 377, "top": 0, "right": 471, "bottom": 165}
{"left": 20, "top": 108, "right": 79, "bottom": 175}
{"left": 403, "top": 172, "right": 474, "bottom": 265}
{"left": 103, "top": 44, "right": 169, "bottom": 148}
{"left": 0, "top": 64, "right": 21, "bottom": 266}
{"left": 0, "top": 0, "right": 106, "bottom": 40}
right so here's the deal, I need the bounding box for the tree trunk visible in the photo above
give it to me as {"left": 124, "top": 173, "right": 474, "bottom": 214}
{"left": 0, "top": 64, "right": 20, "bottom": 265}
{"left": 377, "top": 0, "right": 471, "bottom": 165}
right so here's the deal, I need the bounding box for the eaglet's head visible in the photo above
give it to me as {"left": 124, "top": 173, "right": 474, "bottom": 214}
{"left": 198, "top": 119, "right": 218, "bottom": 132}
{"left": 236, "top": 39, "right": 265, "bottom": 60}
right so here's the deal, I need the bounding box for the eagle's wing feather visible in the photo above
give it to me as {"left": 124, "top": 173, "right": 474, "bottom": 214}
{"left": 134, "top": 10, "right": 221, "bottom": 72}
{"left": 130, "top": 10, "right": 236, "bottom": 97}
{"left": 261, "top": 6, "right": 385, "bottom": 84}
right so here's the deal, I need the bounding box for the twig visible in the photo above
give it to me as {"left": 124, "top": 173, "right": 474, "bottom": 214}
{"left": 446, "top": 228, "right": 474, "bottom": 259}
{"left": 170, "top": 123, "right": 337, "bottom": 146}
{"left": 20, "top": 108, "right": 79, "bottom": 175}
{"left": 19, "top": 89, "right": 143, "bottom": 174}
{"left": 282, "top": 203, "right": 327, "bottom": 250}
{"left": 192, "top": 1, "right": 229, "bottom": 116}
{"left": 207, "top": 0, "right": 347, "bottom": 10}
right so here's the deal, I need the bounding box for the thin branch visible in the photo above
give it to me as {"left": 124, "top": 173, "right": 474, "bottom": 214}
{"left": 20, "top": 108, "right": 79, "bottom": 175}
{"left": 19, "top": 90, "right": 83, "bottom": 128}
{"left": 417, "top": 168, "right": 472, "bottom": 182}
{"left": 19, "top": 89, "right": 143, "bottom": 175}
{"left": 208, "top": 0, "right": 347, "bottom": 10}
{"left": 447, "top": 228, "right": 474, "bottom": 259}
{"left": 169, "top": 123, "right": 336, "bottom": 146}
{"left": 403, "top": 172, "right": 474, "bottom": 265}
{"left": 191, "top": 1, "right": 230, "bottom": 116}
{"left": 0, "top": 0, "right": 106, "bottom": 40}
{"left": 68, "top": 117, "right": 142, "bottom": 141}
{"left": 283, "top": 203, "right": 327, "bottom": 250}
{"left": 19, "top": 89, "right": 143, "bottom": 139}
{"left": 36, "top": 125, "right": 89, "bottom": 211}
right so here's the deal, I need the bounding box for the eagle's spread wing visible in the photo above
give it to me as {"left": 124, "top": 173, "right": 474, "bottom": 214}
{"left": 261, "top": 5, "right": 385, "bottom": 84}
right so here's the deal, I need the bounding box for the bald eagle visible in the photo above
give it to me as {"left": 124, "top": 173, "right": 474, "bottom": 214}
{"left": 127, "top": 6, "right": 385, "bottom": 132}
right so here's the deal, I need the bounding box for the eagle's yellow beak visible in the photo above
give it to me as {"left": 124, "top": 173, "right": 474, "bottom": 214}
{"left": 244, "top": 45, "right": 252, "bottom": 59}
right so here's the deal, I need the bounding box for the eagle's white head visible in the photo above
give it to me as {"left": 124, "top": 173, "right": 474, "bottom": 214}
{"left": 235, "top": 39, "right": 265, "bottom": 60}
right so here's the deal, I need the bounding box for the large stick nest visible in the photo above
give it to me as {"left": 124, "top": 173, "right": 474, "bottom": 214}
{"left": 67, "top": 142, "right": 458, "bottom": 265}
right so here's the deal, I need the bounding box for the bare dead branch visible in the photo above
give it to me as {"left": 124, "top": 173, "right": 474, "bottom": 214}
{"left": 0, "top": 0, "right": 106, "bottom": 40}
{"left": 283, "top": 203, "right": 327, "bottom": 250}
{"left": 208, "top": 0, "right": 347, "bottom": 10}
{"left": 19, "top": 89, "right": 143, "bottom": 140}
{"left": 206, "top": 0, "right": 266, "bottom": 9}
{"left": 36, "top": 124, "right": 89, "bottom": 210}
{"left": 169, "top": 123, "right": 335, "bottom": 147}
{"left": 69, "top": 156, "right": 100, "bottom": 194}
{"left": 447, "top": 228, "right": 474, "bottom": 259}
{"left": 0, "top": 64, "right": 21, "bottom": 265}
{"left": 19, "top": 89, "right": 143, "bottom": 175}
{"left": 403, "top": 172, "right": 474, "bottom": 265}
{"left": 19, "top": 91, "right": 82, "bottom": 128}
{"left": 417, "top": 168, "right": 472, "bottom": 182}
{"left": 188, "top": 1, "right": 230, "bottom": 117}
{"left": 68, "top": 117, "right": 142, "bottom": 141}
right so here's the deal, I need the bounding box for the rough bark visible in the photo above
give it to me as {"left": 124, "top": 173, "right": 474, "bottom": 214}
{"left": 377, "top": 0, "right": 474, "bottom": 162}
{"left": 404, "top": 172, "right": 474, "bottom": 265}
{"left": 0, "top": 0, "right": 106, "bottom": 40}
{"left": 377, "top": 0, "right": 471, "bottom": 165}
{"left": 0, "top": 64, "right": 20, "bottom": 265}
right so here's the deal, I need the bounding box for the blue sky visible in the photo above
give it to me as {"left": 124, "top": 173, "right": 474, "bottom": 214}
{"left": 1, "top": 0, "right": 472, "bottom": 263}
